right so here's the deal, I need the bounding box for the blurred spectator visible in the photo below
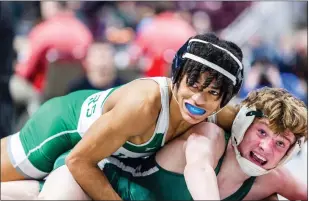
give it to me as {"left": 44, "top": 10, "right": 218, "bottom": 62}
{"left": 131, "top": 3, "right": 196, "bottom": 77}
{"left": 293, "top": 29, "right": 307, "bottom": 83}
{"left": 240, "top": 33, "right": 307, "bottom": 104}
{"left": 0, "top": 2, "right": 15, "bottom": 138}
{"left": 240, "top": 39, "right": 284, "bottom": 98}
{"left": 78, "top": 2, "right": 116, "bottom": 39}
{"left": 276, "top": 34, "right": 297, "bottom": 74}
{"left": 192, "top": 11, "right": 212, "bottom": 34}
{"left": 10, "top": 1, "right": 93, "bottom": 105}
{"left": 69, "top": 42, "right": 125, "bottom": 92}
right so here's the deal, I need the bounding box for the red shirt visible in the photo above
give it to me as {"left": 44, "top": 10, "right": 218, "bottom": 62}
{"left": 134, "top": 12, "right": 196, "bottom": 77}
{"left": 15, "top": 13, "right": 93, "bottom": 92}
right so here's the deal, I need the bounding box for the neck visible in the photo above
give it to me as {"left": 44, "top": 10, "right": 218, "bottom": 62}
{"left": 218, "top": 140, "right": 251, "bottom": 184}
{"left": 168, "top": 80, "right": 193, "bottom": 137}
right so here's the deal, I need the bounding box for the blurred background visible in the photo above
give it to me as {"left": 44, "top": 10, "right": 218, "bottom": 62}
{"left": 0, "top": 1, "right": 307, "bottom": 198}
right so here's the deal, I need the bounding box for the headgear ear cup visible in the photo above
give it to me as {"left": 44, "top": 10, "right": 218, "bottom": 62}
{"left": 171, "top": 38, "right": 191, "bottom": 84}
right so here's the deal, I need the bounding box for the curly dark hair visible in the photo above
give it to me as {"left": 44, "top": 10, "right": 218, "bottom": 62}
{"left": 174, "top": 33, "right": 243, "bottom": 107}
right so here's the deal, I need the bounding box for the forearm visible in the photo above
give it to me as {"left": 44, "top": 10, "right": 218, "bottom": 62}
{"left": 280, "top": 187, "right": 308, "bottom": 201}
{"left": 184, "top": 163, "right": 220, "bottom": 200}
{"left": 67, "top": 160, "right": 121, "bottom": 200}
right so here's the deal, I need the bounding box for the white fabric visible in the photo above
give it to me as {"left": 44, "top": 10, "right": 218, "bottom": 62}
{"left": 231, "top": 105, "right": 305, "bottom": 176}
{"left": 8, "top": 133, "right": 48, "bottom": 179}
{"left": 1, "top": 181, "right": 40, "bottom": 200}
{"left": 38, "top": 166, "right": 90, "bottom": 200}
{"left": 182, "top": 53, "right": 237, "bottom": 85}
{"left": 138, "top": 77, "right": 170, "bottom": 146}
{"left": 188, "top": 38, "right": 243, "bottom": 70}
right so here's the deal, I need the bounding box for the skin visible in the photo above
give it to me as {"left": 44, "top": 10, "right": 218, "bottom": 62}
{"left": 1, "top": 65, "right": 238, "bottom": 200}
{"left": 1, "top": 73, "right": 222, "bottom": 183}
{"left": 2, "top": 120, "right": 303, "bottom": 200}
{"left": 65, "top": 73, "right": 223, "bottom": 200}
{"left": 85, "top": 43, "right": 117, "bottom": 88}
{"left": 237, "top": 118, "right": 296, "bottom": 170}
{"left": 173, "top": 119, "right": 307, "bottom": 200}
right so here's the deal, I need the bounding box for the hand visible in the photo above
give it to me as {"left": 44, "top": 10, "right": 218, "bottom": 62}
{"left": 184, "top": 134, "right": 215, "bottom": 166}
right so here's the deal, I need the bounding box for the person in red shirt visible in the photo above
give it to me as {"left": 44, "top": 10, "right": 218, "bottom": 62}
{"left": 11, "top": 1, "right": 93, "bottom": 98}
{"left": 131, "top": 5, "right": 196, "bottom": 77}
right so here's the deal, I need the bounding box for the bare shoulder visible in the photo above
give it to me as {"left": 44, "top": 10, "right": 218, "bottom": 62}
{"left": 105, "top": 78, "right": 162, "bottom": 117}
{"left": 98, "top": 78, "right": 163, "bottom": 138}
{"left": 245, "top": 171, "right": 281, "bottom": 200}
{"left": 255, "top": 169, "right": 283, "bottom": 190}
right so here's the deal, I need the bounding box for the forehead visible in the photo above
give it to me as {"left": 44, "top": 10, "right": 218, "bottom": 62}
{"left": 252, "top": 118, "right": 296, "bottom": 143}
{"left": 196, "top": 71, "right": 219, "bottom": 86}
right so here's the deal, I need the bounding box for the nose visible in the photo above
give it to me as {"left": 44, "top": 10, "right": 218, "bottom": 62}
{"left": 191, "top": 92, "right": 206, "bottom": 106}
{"left": 259, "top": 138, "right": 273, "bottom": 153}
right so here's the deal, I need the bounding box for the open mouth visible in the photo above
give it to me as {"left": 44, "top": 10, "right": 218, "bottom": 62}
{"left": 249, "top": 151, "right": 267, "bottom": 166}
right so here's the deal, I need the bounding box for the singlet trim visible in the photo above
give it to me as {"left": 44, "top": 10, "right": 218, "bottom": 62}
{"left": 125, "top": 77, "right": 170, "bottom": 147}
{"left": 154, "top": 159, "right": 185, "bottom": 177}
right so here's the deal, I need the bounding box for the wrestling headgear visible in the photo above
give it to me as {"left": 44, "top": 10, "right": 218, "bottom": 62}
{"left": 231, "top": 105, "right": 305, "bottom": 177}
{"left": 171, "top": 37, "right": 244, "bottom": 108}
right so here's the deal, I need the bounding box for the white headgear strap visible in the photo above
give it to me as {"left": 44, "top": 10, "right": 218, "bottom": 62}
{"left": 182, "top": 53, "right": 237, "bottom": 85}
{"left": 231, "top": 105, "right": 305, "bottom": 176}
{"left": 188, "top": 39, "right": 243, "bottom": 70}
{"left": 182, "top": 38, "right": 244, "bottom": 86}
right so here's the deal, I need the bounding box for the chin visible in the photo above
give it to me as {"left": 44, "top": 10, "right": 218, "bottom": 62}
{"left": 182, "top": 112, "right": 203, "bottom": 124}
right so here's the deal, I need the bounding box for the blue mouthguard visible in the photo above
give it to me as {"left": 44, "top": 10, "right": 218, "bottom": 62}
{"left": 185, "top": 102, "right": 206, "bottom": 116}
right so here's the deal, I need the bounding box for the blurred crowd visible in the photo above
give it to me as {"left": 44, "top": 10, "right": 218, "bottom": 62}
{"left": 0, "top": 1, "right": 307, "bottom": 139}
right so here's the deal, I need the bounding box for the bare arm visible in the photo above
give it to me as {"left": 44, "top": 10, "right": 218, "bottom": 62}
{"left": 66, "top": 83, "right": 160, "bottom": 200}
{"left": 157, "top": 122, "right": 226, "bottom": 199}
{"left": 183, "top": 123, "right": 226, "bottom": 200}
{"left": 276, "top": 167, "right": 307, "bottom": 201}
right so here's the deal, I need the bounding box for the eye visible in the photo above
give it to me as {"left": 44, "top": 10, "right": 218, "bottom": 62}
{"left": 276, "top": 141, "right": 285, "bottom": 148}
{"left": 209, "top": 90, "right": 220, "bottom": 96}
{"left": 189, "top": 83, "right": 200, "bottom": 91}
{"left": 258, "top": 129, "right": 267, "bottom": 136}
{"left": 192, "top": 83, "right": 199, "bottom": 88}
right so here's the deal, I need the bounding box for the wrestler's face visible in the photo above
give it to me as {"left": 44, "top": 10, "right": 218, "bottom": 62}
{"left": 238, "top": 118, "right": 296, "bottom": 170}
{"left": 175, "top": 73, "right": 222, "bottom": 124}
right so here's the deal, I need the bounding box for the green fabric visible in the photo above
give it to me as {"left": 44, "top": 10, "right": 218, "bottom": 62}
{"left": 39, "top": 150, "right": 71, "bottom": 192}
{"left": 19, "top": 90, "right": 99, "bottom": 173}
{"left": 39, "top": 124, "right": 256, "bottom": 200}
{"left": 102, "top": 132, "right": 256, "bottom": 200}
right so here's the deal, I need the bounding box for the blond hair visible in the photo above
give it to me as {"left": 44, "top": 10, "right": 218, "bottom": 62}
{"left": 237, "top": 87, "right": 307, "bottom": 140}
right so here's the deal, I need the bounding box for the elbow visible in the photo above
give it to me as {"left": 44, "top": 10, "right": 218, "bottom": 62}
{"left": 65, "top": 152, "right": 83, "bottom": 173}
{"left": 65, "top": 154, "right": 75, "bottom": 171}
{"left": 65, "top": 152, "right": 97, "bottom": 174}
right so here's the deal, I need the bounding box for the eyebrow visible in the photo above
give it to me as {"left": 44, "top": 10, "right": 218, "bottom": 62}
{"left": 259, "top": 121, "right": 294, "bottom": 145}
{"left": 260, "top": 121, "right": 268, "bottom": 126}
{"left": 282, "top": 135, "right": 295, "bottom": 145}
{"left": 210, "top": 85, "right": 220, "bottom": 90}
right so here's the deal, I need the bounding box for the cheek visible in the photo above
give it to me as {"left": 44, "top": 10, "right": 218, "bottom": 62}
{"left": 238, "top": 135, "right": 259, "bottom": 152}
{"left": 178, "top": 88, "right": 194, "bottom": 100}
{"left": 273, "top": 149, "right": 288, "bottom": 161}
